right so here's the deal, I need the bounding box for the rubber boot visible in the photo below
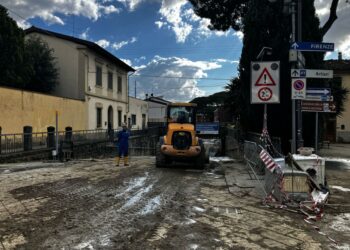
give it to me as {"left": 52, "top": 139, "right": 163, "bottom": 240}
{"left": 124, "top": 156, "right": 129, "bottom": 166}
{"left": 115, "top": 156, "right": 120, "bottom": 166}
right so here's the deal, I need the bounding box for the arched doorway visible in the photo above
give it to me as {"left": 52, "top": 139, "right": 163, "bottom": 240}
{"left": 108, "top": 106, "right": 114, "bottom": 129}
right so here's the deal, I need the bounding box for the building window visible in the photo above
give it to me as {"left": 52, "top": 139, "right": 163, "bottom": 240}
{"left": 131, "top": 114, "right": 136, "bottom": 125}
{"left": 142, "top": 114, "right": 146, "bottom": 129}
{"left": 118, "top": 110, "right": 122, "bottom": 127}
{"left": 96, "top": 66, "right": 102, "bottom": 87}
{"left": 96, "top": 108, "right": 102, "bottom": 128}
{"left": 108, "top": 72, "right": 113, "bottom": 90}
{"left": 118, "top": 76, "right": 122, "bottom": 93}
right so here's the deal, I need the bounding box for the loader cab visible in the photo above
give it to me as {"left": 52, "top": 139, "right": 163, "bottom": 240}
{"left": 167, "top": 103, "right": 197, "bottom": 126}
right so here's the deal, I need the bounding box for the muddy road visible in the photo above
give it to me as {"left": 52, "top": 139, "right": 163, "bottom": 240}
{"left": 0, "top": 157, "right": 349, "bottom": 249}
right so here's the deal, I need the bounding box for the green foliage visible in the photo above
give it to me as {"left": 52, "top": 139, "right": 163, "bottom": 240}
{"left": 0, "top": 5, "right": 58, "bottom": 93}
{"left": 190, "top": 0, "right": 348, "bottom": 151}
{"left": 24, "top": 35, "right": 58, "bottom": 93}
{"left": 190, "top": 91, "right": 230, "bottom": 121}
{"left": 0, "top": 5, "right": 25, "bottom": 87}
{"left": 189, "top": 0, "right": 248, "bottom": 31}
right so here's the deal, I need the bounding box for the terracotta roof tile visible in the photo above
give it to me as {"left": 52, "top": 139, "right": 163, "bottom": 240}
{"left": 324, "top": 59, "right": 350, "bottom": 71}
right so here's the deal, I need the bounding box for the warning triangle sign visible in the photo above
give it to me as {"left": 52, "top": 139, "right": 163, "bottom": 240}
{"left": 255, "top": 68, "right": 276, "bottom": 86}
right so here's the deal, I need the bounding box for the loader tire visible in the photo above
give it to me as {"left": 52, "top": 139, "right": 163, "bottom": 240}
{"left": 155, "top": 142, "right": 166, "bottom": 168}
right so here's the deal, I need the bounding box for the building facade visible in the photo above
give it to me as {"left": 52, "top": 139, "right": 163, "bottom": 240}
{"left": 325, "top": 55, "right": 350, "bottom": 142}
{"left": 145, "top": 96, "right": 171, "bottom": 126}
{"left": 128, "top": 97, "right": 148, "bottom": 130}
{"left": 25, "top": 27, "right": 135, "bottom": 130}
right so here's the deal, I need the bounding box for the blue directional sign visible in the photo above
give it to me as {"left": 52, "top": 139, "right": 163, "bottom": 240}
{"left": 291, "top": 42, "right": 334, "bottom": 52}
{"left": 305, "top": 88, "right": 332, "bottom": 102}
{"left": 196, "top": 122, "right": 219, "bottom": 135}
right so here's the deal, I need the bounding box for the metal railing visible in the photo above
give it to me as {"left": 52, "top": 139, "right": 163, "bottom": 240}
{"left": 0, "top": 127, "right": 158, "bottom": 155}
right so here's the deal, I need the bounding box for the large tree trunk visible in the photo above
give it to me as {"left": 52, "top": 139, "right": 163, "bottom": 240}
{"left": 320, "top": 0, "right": 339, "bottom": 37}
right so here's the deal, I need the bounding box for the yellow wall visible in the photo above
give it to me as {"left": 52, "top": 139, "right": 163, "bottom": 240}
{"left": 0, "top": 87, "right": 87, "bottom": 134}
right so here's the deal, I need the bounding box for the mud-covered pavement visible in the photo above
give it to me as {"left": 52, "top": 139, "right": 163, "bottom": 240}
{"left": 0, "top": 157, "right": 349, "bottom": 249}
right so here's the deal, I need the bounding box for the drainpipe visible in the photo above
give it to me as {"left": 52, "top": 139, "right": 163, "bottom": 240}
{"left": 127, "top": 71, "right": 135, "bottom": 116}
{"left": 81, "top": 50, "right": 90, "bottom": 129}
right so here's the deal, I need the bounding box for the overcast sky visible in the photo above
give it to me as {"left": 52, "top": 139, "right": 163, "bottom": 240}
{"left": 1, "top": 0, "right": 349, "bottom": 101}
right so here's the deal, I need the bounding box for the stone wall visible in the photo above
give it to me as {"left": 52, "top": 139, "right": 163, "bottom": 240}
{"left": 0, "top": 132, "right": 160, "bottom": 163}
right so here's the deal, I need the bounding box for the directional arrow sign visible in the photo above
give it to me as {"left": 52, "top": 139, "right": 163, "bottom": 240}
{"left": 291, "top": 69, "right": 306, "bottom": 78}
{"left": 306, "top": 88, "right": 331, "bottom": 96}
{"left": 290, "top": 42, "right": 334, "bottom": 52}
{"left": 291, "top": 69, "right": 333, "bottom": 78}
{"left": 302, "top": 101, "right": 336, "bottom": 113}
{"left": 305, "top": 95, "right": 333, "bottom": 102}
{"left": 306, "top": 69, "right": 333, "bottom": 78}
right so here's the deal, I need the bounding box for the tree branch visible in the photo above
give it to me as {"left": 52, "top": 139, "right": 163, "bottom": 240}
{"left": 320, "top": 0, "right": 339, "bottom": 38}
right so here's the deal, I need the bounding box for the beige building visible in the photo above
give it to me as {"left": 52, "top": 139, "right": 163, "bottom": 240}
{"left": 25, "top": 26, "right": 135, "bottom": 130}
{"left": 128, "top": 97, "right": 148, "bottom": 130}
{"left": 0, "top": 86, "right": 86, "bottom": 134}
{"left": 145, "top": 95, "right": 171, "bottom": 126}
{"left": 325, "top": 55, "right": 350, "bottom": 142}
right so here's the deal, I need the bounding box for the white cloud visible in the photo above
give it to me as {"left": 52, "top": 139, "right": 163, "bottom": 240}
{"left": 80, "top": 28, "right": 90, "bottom": 40}
{"left": 315, "top": 0, "right": 350, "bottom": 58}
{"left": 158, "top": 0, "right": 192, "bottom": 43}
{"left": 132, "top": 56, "right": 224, "bottom": 101}
{"left": 155, "top": 21, "right": 165, "bottom": 28}
{"left": 100, "top": 5, "right": 121, "bottom": 14}
{"left": 2, "top": 0, "right": 120, "bottom": 26}
{"left": 135, "top": 56, "right": 146, "bottom": 63}
{"left": 234, "top": 31, "right": 244, "bottom": 41}
{"left": 120, "top": 0, "right": 234, "bottom": 43}
{"left": 40, "top": 11, "right": 64, "bottom": 25}
{"left": 338, "top": 35, "right": 350, "bottom": 58}
{"left": 121, "top": 58, "right": 133, "bottom": 66}
{"left": 112, "top": 41, "right": 129, "bottom": 50}
{"left": 17, "top": 20, "right": 31, "bottom": 29}
{"left": 112, "top": 37, "right": 137, "bottom": 50}
{"left": 95, "top": 39, "right": 110, "bottom": 48}
{"left": 117, "top": 0, "right": 147, "bottom": 11}
{"left": 213, "top": 59, "right": 239, "bottom": 64}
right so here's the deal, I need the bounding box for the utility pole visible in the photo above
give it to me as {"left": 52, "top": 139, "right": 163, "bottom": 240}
{"left": 134, "top": 80, "right": 136, "bottom": 98}
{"left": 296, "top": 0, "right": 304, "bottom": 149}
{"left": 291, "top": 0, "right": 297, "bottom": 153}
{"left": 55, "top": 111, "right": 59, "bottom": 159}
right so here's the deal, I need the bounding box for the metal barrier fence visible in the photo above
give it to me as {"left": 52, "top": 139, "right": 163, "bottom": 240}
{"left": 0, "top": 127, "right": 159, "bottom": 155}
{"left": 246, "top": 132, "right": 282, "bottom": 154}
{"left": 244, "top": 140, "right": 265, "bottom": 175}
{"left": 224, "top": 127, "right": 283, "bottom": 160}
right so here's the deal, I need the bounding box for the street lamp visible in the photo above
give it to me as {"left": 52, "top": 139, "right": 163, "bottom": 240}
{"left": 257, "top": 47, "right": 272, "bottom": 61}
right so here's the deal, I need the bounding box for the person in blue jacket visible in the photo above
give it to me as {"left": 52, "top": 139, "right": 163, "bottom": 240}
{"left": 116, "top": 123, "right": 130, "bottom": 166}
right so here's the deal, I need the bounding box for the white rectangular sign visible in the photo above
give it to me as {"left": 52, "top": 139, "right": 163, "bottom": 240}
{"left": 251, "top": 61, "right": 280, "bottom": 104}
{"left": 290, "top": 69, "right": 333, "bottom": 78}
